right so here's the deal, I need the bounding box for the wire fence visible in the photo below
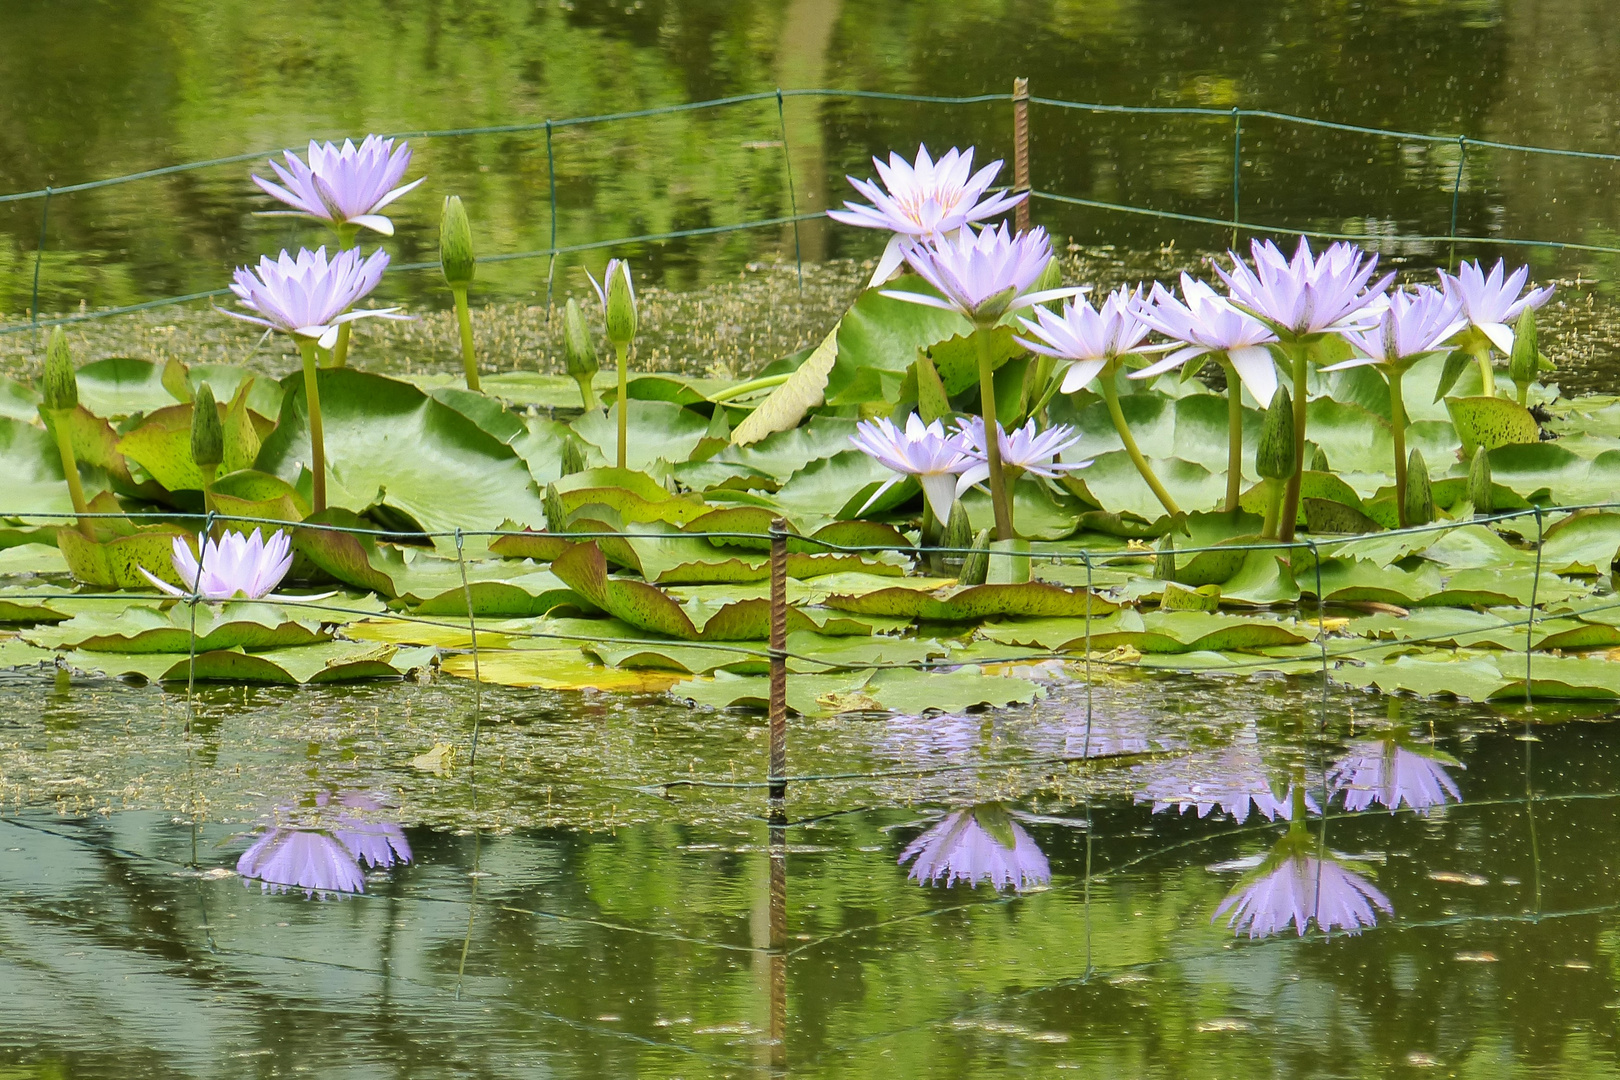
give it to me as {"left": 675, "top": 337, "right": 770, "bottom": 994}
{"left": 7, "top": 84, "right": 1620, "bottom": 336}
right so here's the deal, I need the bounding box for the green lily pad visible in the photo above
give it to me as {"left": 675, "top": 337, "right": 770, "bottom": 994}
{"left": 73, "top": 357, "right": 176, "bottom": 418}
{"left": 959, "top": 477, "right": 1085, "bottom": 542}
{"left": 64, "top": 640, "right": 434, "bottom": 684}
{"left": 209, "top": 470, "right": 309, "bottom": 530}
{"left": 571, "top": 400, "right": 711, "bottom": 471}
{"left": 826, "top": 281, "right": 972, "bottom": 407}
{"left": 292, "top": 507, "right": 404, "bottom": 596}
{"left": 1413, "top": 525, "right": 1532, "bottom": 570}
{"left": 255, "top": 369, "right": 548, "bottom": 549}
{"left": 773, "top": 449, "right": 918, "bottom": 519}
{"left": 1489, "top": 654, "right": 1620, "bottom": 702}
{"left": 116, "top": 391, "right": 271, "bottom": 492}
{"left": 1331, "top": 652, "right": 1510, "bottom": 700}
{"left": 822, "top": 580, "right": 1116, "bottom": 621}
{"left": 679, "top": 665, "right": 1040, "bottom": 716}
{"left": 23, "top": 601, "right": 331, "bottom": 653}
{"left": 439, "top": 646, "right": 691, "bottom": 692}
{"left": 1298, "top": 557, "right": 1444, "bottom": 606}
{"left": 0, "top": 416, "right": 110, "bottom": 520}
{"left": 1414, "top": 567, "right": 1585, "bottom": 608}
{"left": 730, "top": 325, "right": 840, "bottom": 445}
{"left": 1065, "top": 451, "right": 1226, "bottom": 523}
{"left": 1447, "top": 395, "right": 1540, "bottom": 455}
{"left": 57, "top": 525, "right": 193, "bottom": 589}
{"left": 390, "top": 556, "right": 588, "bottom": 617}
{"left": 1539, "top": 511, "right": 1620, "bottom": 574}
{"left": 0, "top": 376, "right": 42, "bottom": 421}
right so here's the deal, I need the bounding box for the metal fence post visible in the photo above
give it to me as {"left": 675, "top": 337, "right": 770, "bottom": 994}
{"left": 768, "top": 517, "right": 789, "bottom": 799}
{"left": 1013, "top": 79, "right": 1031, "bottom": 233}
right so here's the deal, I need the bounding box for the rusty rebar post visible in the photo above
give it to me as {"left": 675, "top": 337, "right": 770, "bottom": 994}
{"left": 768, "top": 518, "right": 789, "bottom": 799}
{"left": 1012, "top": 78, "right": 1031, "bottom": 233}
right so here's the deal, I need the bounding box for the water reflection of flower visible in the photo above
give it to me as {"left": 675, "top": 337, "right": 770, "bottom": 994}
{"left": 237, "top": 792, "right": 412, "bottom": 899}
{"left": 900, "top": 804, "right": 1051, "bottom": 892}
{"left": 1328, "top": 736, "right": 1463, "bottom": 815}
{"left": 1133, "top": 727, "right": 1316, "bottom": 824}
{"left": 1215, "top": 826, "right": 1392, "bottom": 939}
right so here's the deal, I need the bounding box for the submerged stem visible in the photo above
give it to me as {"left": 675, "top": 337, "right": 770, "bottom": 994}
{"left": 1389, "top": 367, "right": 1409, "bottom": 528}
{"left": 974, "top": 328, "right": 1014, "bottom": 540}
{"left": 453, "top": 286, "right": 480, "bottom": 392}
{"left": 1222, "top": 359, "right": 1243, "bottom": 513}
{"left": 50, "top": 411, "right": 92, "bottom": 536}
{"left": 1099, "top": 371, "right": 1181, "bottom": 517}
{"left": 615, "top": 341, "right": 630, "bottom": 470}
{"left": 298, "top": 338, "right": 328, "bottom": 514}
{"left": 1277, "top": 340, "right": 1309, "bottom": 543}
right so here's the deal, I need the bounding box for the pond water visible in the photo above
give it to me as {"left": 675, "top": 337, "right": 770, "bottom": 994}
{"left": 7, "top": 2, "right": 1620, "bottom": 1077}
{"left": 5, "top": 666, "right": 1620, "bottom": 1076}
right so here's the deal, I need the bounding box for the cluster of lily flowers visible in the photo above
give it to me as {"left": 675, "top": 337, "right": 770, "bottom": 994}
{"left": 833, "top": 144, "right": 1554, "bottom": 537}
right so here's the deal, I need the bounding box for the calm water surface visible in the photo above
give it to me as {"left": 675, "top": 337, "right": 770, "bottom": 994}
{"left": 4, "top": 670, "right": 1620, "bottom": 1077}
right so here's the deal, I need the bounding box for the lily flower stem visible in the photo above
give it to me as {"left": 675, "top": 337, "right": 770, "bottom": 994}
{"left": 297, "top": 339, "right": 328, "bottom": 514}
{"left": 328, "top": 227, "right": 359, "bottom": 369}
{"left": 1098, "top": 370, "right": 1181, "bottom": 517}
{"left": 1261, "top": 478, "right": 1284, "bottom": 540}
{"left": 452, "top": 286, "right": 480, "bottom": 392}
{"left": 973, "top": 327, "right": 1015, "bottom": 540}
{"left": 1472, "top": 342, "right": 1495, "bottom": 398}
{"left": 1389, "top": 368, "right": 1409, "bottom": 528}
{"left": 49, "top": 410, "right": 92, "bottom": 537}
{"left": 1277, "top": 341, "right": 1309, "bottom": 543}
{"left": 199, "top": 463, "right": 218, "bottom": 520}
{"left": 1222, "top": 360, "right": 1243, "bottom": 513}
{"left": 615, "top": 341, "right": 630, "bottom": 470}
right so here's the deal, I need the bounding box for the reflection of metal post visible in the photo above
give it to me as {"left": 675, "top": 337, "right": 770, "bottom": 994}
{"left": 768, "top": 518, "right": 789, "bottom": 800}
{"left": 1012, "top": 80, "right": 1030, "bottom": 233}
{"left": 768, "top": 804, "right": 788, "bottom": 1073}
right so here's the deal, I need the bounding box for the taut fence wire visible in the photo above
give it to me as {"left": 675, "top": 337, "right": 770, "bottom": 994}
{"left": 8, "top": 83, "right": 1620, "bottom": 334}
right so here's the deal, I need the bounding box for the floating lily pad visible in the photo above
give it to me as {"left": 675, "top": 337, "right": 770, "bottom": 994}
{"left": 73, "top": 357, "right": 175, "bottom": 418}
{"left": 1448, "top": 396, "right": 1540, "bottom": 454}
{"left": 679, "top": 665, "right": 1040, "bottom": 716}
{"left": 571, "top": 400, "right": 711, "bottom": 471}
{"left": 255, "top": 369, "right": 548, "bottom": 548}
{"left": 440, "top": 647, "right": 689, "bottom": 692}
{"left": 57, "top": 525, "right": 193, "bottom": 589}
{"left": 64, "top": 640, "right": 434, "bottom": 684}
{"left": 292, "top": 508, "right": 404, "bottom": 596}
{"left": 24, "top": 601, "right": 331, "bottom": 653}
{"left": 822, "top": 580, "right": 1117, "bottom": 621}
{"left": 1539, "top": 511, "right": 1620, "bottom": 575}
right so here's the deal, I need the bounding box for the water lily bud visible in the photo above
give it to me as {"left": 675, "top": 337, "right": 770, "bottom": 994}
{"left": 1256, "top": 386, "right": 1295, "bottom": 481}
{"left": 1509, "top": 307, "right": 1538, "bottom": 393}
{"left": 544, "top": 483, "right": 568, "bottom": 533}
{"left": 939, "top": 499, "right": 973, "bottom": 576}
{"left": 1405, "top": 447, "right": 1434, "bottom": 525}
{"left": 559, "top": 437, "right": 587, "bottom": 478}
{"left": 1469, "top": 448, "right": 1493, "bottom": 516}
{"left": 562, "top": 298, "right": 600, "bottom": 407}
{"left": 958, "top": 528, "right": 991, "bottom": 586}
{"left": 605, "top": 261, "right": 637, "bottom": 346}
{"left": 190, "top": 382, "right": 224, "bottom": 470}
{"left": 439, "top": 196, "right": 476, "bottom": 288}
{"left": 41, "top": 327, "right": 76, "bottom": 413}
{"left": 1153, "top": 535, "right": 1177, "bottom": 581}
{"left": 1309, "top": 445, "right": 1330, "bottom": 473}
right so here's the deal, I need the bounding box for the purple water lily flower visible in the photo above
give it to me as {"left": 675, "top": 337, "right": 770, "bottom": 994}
{"left": 1130, "top": 274, "right": 1280, "bottom": 404}
{"left": 224, "top": 246, "right": 405, "bottom": 349}
{"left": 1328, "top": 737, "right": 1463, "bottom": 814}
{"left": 849, "top": 414, "right": 975, "bottom": 521}
{"left": 237, "top": 792, "right": 412, "bottom": 899}
{"left": 900, "top": 804, "right": 1051, "bottom": 892}
{"left": 1134, "top": 727, "right": 1316, "bottom": 824}
{"left": 1215, "top": 832, "right": 1393, "bottom": 939}
{"left": 954, "top": 416, "right": 1090, "bottom": 489}
{"left": 1438, "top": 258, "right": 1555, "bottom": 355}
{"left": 827, "top": 145, "right": 1026, "bottom": 285}
{"left": 140, "top": 528, "right": 292, "bottom": 600}
{"left": 1216, "top": 237, "right": 1393, "bottom": 338}
{"left": 1325, "top": 285, "right": 1466, "bottom": 372}
{"left": 884, "top": 224, "right": 1075, "bottom": 326}
{"left": 253, "top": 135, "right": 424, "bottom": 237}
{"left": 1016, "top": 286, "right": 1161, "bottom": 394}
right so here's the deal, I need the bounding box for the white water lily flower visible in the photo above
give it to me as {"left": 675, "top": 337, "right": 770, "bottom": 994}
{"left": 827, "top": 145, "right": 1026, "bottom": 285}
{"left": 954, "top": 416, "right": 1091, "bottom": 491}
{"left": 141, "top": 528, "right": 293, "bottom": 600}
{"left": 253, "top": 135, "right": 424, "bottom": 237}
{"left": 224, "top": 246, "right": 406, "bottom": 349}
{"left": 849, "top": 414, "right": 974, "bottom": 522}
{"left": 1016, "top": 285, "right": 1163, "bottom": 393}
{"left": 1438, "top": 258, "right": 1555, "bottom": 354}
{"left": 1130, "top": 274, "right": 1280, "bottom": 404}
